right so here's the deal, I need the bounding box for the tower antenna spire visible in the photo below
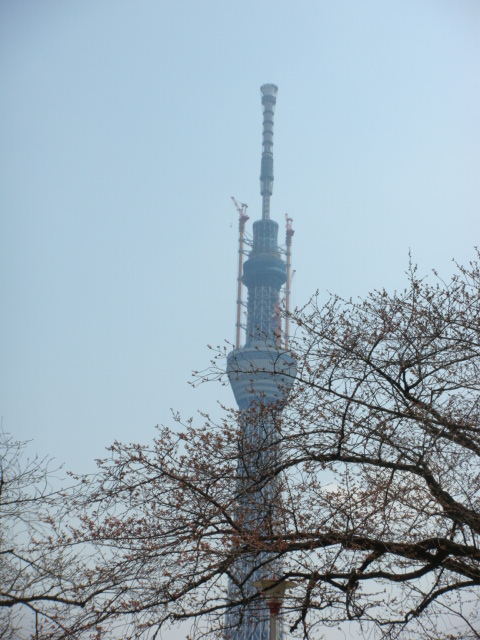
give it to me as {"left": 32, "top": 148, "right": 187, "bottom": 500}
{"left": 260, "top": 84, "right": 278, "bottom": 220}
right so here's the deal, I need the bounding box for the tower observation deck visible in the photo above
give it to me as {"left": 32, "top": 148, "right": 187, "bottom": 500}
{"left": 225, "top": 85, "right": 297, "bottom": 640}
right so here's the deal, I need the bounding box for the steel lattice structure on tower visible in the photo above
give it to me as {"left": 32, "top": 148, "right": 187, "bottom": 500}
{"left": 225, "top": 85, "right": 297, "bottom": 640}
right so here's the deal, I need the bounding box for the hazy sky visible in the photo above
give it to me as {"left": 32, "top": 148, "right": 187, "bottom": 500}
{"left": 1, "top": 0, "right": 479, "bottom": 480}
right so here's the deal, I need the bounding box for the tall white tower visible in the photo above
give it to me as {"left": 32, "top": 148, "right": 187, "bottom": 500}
{"left": 225, "top": 85, "right": 296, "bottom": 640}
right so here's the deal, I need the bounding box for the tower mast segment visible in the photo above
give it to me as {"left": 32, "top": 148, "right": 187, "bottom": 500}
{"left": 285, "top": 215, "right": 294, "bottom": 350}
{"left": 232, "top": 196, "right": 249, "bottom": 349}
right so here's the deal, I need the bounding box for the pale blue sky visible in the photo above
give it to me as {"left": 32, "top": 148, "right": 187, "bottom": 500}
{"left": 1, "top": 0, "right": 479, "bottom": 478}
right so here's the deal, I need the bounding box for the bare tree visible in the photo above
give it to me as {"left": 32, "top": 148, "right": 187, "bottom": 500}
{"left": 277, "top": 253, "right": 480, "bottom": 639}
{"left": 0, "top": 432, "right": 113, "bottom": 639}
{"left": 51, "top": 253, "right": 480, "bottom": 639}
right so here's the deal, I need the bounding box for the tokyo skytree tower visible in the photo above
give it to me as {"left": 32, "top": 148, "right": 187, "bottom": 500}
{"left": 225, "top": 85, "right": 297, "bottom": 640}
